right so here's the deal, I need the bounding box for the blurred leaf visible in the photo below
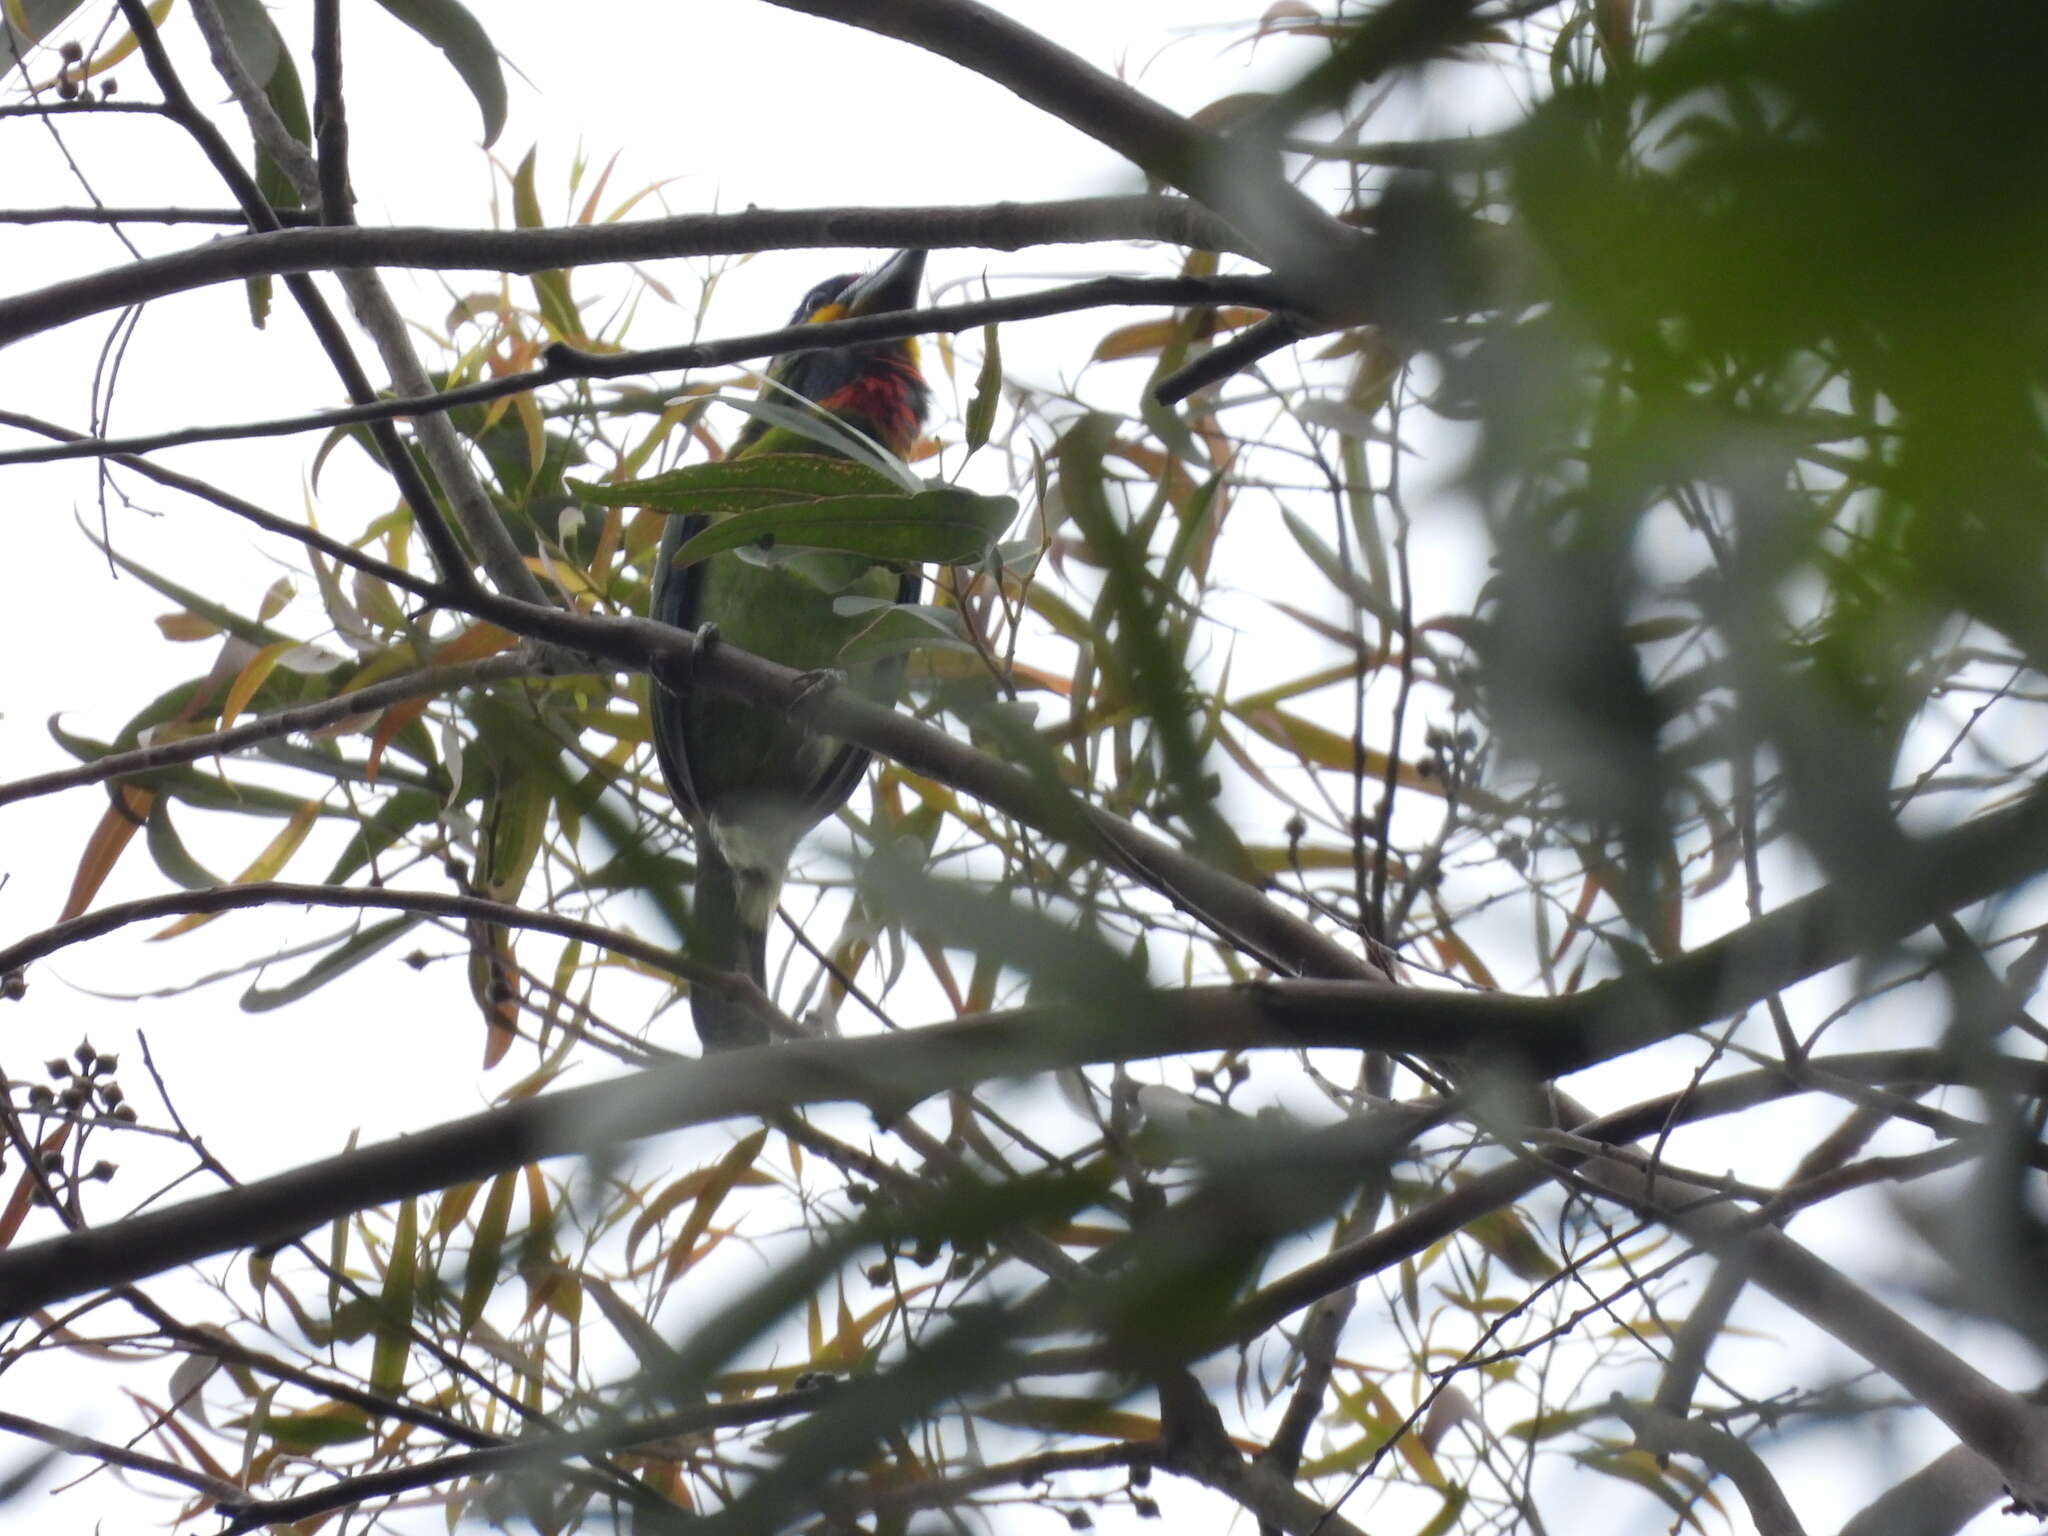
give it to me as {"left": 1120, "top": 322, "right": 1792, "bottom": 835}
{"left": 211, "top": 0, "right": 281, "bottom": 87}
{"left": 145, "top": 798, "right": 225, "bottom": 891}
{"left": 0, "top": 0, "right": 84, "bottom": 72}
{"left": 460, "top": 1171, "right": 517, "bottom": 1333}
{"left": 247, "top": 1406, "right": 373, "bottom": 1452}
{"left": 156, "top": 612, "right": 222, "bottom": 642}
{"left": 221, "top": 640, "right": 297, "bottom": 732}
{"left": 979, "top": 1395, "right": 1163, "bottom": 1442}
{"left": 662, "top": 1127, "right": 769, "bottom": 1286}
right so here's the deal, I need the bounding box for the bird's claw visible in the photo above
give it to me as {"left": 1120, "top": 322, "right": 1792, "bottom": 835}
{"left": 789, "top": 667, "right": 846, "bottom": 723}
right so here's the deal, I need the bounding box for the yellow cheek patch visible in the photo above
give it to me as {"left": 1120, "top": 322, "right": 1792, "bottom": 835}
{"left": 808, "top": 301, "right": 847, "bottom": 325}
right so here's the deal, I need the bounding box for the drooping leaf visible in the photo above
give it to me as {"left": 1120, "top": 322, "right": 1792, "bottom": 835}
{"left": 240, "top": 915, "right": 423, "bottom": 1012}
{"left": 966, "top": 322, "right": 1002, "bottom": 451}
{"left": 370, "top": 0, "right": 506, "bottom": 146}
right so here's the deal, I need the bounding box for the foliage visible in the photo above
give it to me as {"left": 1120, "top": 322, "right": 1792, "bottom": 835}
{"left": 3, "top": 0, "right": 2048, "bottom": 1533}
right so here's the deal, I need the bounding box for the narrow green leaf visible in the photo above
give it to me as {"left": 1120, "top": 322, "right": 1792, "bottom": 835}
{"left": 833, "top": 603, "right": 974, "bottom": 666}
{"left": 370, "top": 1197, "right": 419, "bottom": 1394}
{"left": 966, "top": 322, "right": 1002, "bottom": 451}
{"left": 240, "top": 916, "right": 422, "bottom": 1012}
{"left": 248, "top": 1408, "right": 373, "bottom": 1451}
{"left": 668, "top": 488, "right": 1017, "bottom": 571}
{"left": 512, "top": 147, "right": 579, "bottom": 340}
{"left": 575, "top": 452, "right": 902, "bottom": 513}
{"left": 145, "top": 798, "right": 225, "bottom": 891}
{"left": 460, "top": 1171, "right": 516, "bottom": 1333}
{"left": 369, "top": 0, "right": 506, "bottom": 146}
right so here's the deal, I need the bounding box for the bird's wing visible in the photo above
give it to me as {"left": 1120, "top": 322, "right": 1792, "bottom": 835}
{"left": 650, "top": 511, "right": 708, "bottom": 818}
{"left": 802, "top": 565, "right": 923, "bottom": 819}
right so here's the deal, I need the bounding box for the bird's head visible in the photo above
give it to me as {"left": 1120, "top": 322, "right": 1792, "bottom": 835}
{"left": 756, "top": 248, "right": 930, "bottom": 457}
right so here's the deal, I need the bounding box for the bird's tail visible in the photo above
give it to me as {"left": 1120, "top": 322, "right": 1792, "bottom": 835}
{"left": 688, "top": 833, "right": 779, "bottom": 1051}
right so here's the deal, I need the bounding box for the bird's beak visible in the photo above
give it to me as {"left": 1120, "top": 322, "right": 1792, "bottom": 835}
{"left": 839, "top": 249, "right": 926, "bottom": 318}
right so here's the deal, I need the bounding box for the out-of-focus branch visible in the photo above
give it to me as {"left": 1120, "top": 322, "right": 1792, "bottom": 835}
{"left": 1611, "top": 1398, "right": 1806, "bottom": 1536}
{"left": 1579, "top": 1154, "right": 2048, "bottom": 1510}
{"left": 213, "top": 1384, "right": 842, "bottom": 1534}
{"left": 1836, "top": 1440, "right": 2015, "bottom": 1536}
{"left": 0, "top": 1407, "right": 243, "bottom": 1502}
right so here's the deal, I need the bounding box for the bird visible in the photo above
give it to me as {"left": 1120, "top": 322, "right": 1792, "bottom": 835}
{"left": 651, "top": 249, "right": 930, "bottom": 1050}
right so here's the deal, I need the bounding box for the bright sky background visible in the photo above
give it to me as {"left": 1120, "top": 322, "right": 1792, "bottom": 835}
{"left": 0, "top": 4, "right": 2007, "bottom": 1534}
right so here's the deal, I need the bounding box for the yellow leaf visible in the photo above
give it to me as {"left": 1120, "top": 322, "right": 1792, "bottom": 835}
{"left": 156, "top": 613, "right": 222, "bottom": 642}
{"left": 256, "top": 577, "right": 294, "bottom": 624}
{"left": 152, "top": 799, "right": 321, "bottom": 938}
{"left": 60, "top": 785, "right": 152, "bottom": 922}
{"left": 220, "top": 640, "right": 297, "bottom": 732}
{"left": 1092, "top": 307, "right": 1266, "bottom": 361}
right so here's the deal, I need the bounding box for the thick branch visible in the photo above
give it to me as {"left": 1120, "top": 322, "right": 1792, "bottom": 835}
{"left": 1580, "top": 1154, "right": 2048, "bottom": 1510}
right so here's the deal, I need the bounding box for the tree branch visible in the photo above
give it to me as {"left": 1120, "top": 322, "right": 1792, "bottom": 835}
{"left": 0, "top": 407, "right": 450, "bottom": 599}
{"left": 0, "top": 196, "right": 1241, "bottom": 351}
{"left": 213, "top": 1384, "right": 842, "bottom": 1533}
{"left": 108, "top": 0, "right": 484, "bottom": 601}
{"left": 179, "top": 0, "right": 545, "bottom": 607}
{"left": 0, "top": 654, "right": 543, "bottom": 809}
{"left": 0, "top": 881, "right": 700, "bottom": 988}
{"left": 0, "top": 274, "right": 1292, "bottom": 467}
{"left": 0, "top": 1406, "right": 244, "bottom": 1502}
{"left": 756, "top": 0, "right": 1369, "bottom": 312}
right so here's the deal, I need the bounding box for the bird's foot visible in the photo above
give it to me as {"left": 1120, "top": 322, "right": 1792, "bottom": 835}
{"left": 686, "top": 622, "right": 721, "bottom": 684}
{"left": 788, "top": 667, "right": 846, "bottom": 723}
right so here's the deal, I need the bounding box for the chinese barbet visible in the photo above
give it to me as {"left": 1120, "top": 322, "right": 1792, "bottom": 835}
{"left": 651, "top": 249, "right": 929, "bottom": 1050}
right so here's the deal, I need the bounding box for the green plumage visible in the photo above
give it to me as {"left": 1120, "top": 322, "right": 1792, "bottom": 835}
{"left": 650, "top": 251, "right": 928, "bottom": 1050}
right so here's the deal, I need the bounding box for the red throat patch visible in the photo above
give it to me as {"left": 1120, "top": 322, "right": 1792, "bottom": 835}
{"left": 816, "top": 353, "right": 926, "bottom": 457}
